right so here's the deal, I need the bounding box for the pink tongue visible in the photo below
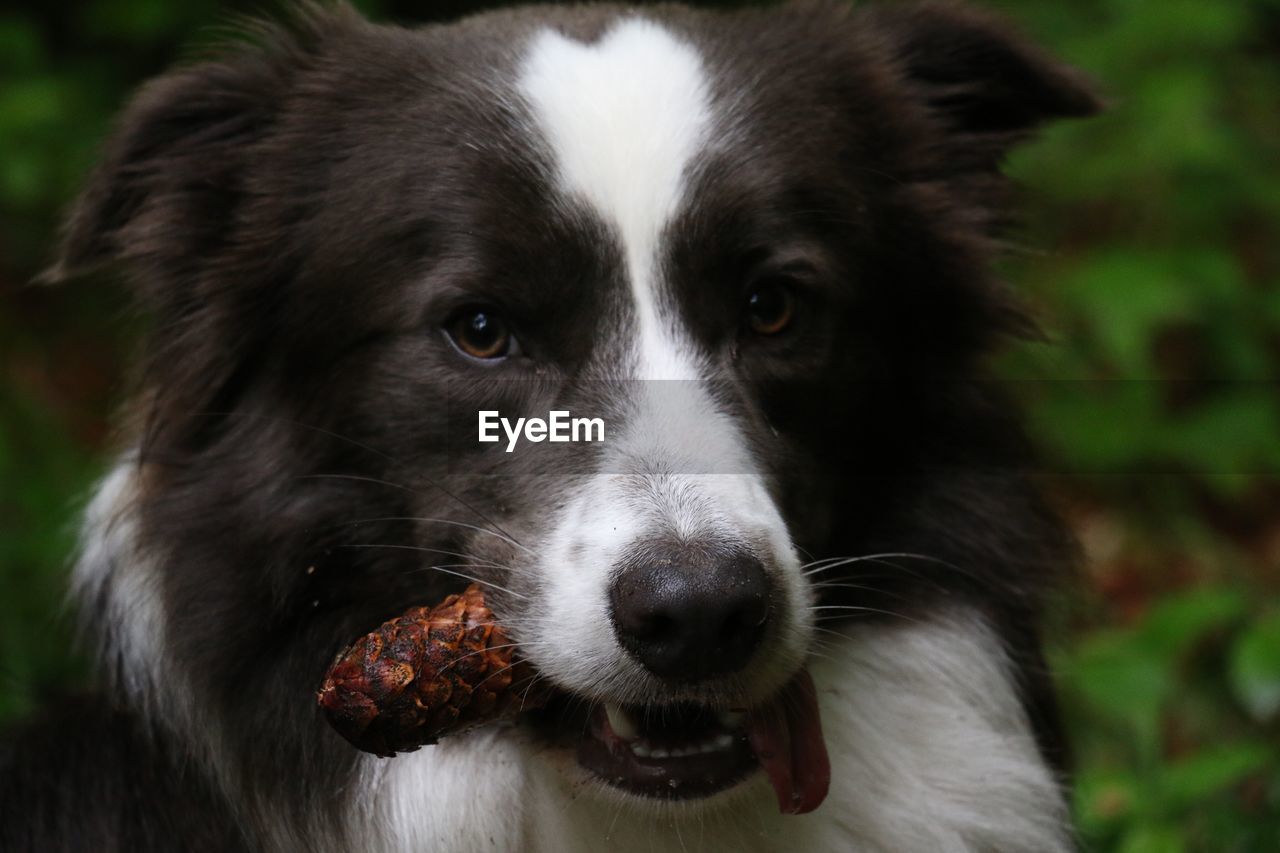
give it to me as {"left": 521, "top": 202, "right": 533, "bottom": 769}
{"left": 745, "top": 669, "right": 830, "bottom": 815}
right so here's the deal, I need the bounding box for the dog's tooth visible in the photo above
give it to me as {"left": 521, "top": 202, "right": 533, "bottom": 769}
{"left": 631, "top": 740, "right": 652, "bottom": 758}
{"left": 717, "top": 710, "right": 746, "bottom": 730}
{"left": 714, "top": 733, "right": 734, "bottom": 750}
{"left": 650, "top": 747, "right": 671, "bottom": 759}
{"left": 604, "top": 703, "right": 638, "bottom": 740}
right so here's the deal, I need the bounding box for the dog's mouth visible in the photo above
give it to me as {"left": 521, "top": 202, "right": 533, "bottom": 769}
{"left": 532, "top": 669, "right": 829, "bottom": 813}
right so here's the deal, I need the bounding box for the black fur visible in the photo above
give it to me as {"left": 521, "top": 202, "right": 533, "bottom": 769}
{"left": 4, "top": 2, "right": 1097, "bottom": 848}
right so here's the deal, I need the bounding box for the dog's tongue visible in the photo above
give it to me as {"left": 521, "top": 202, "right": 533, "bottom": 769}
{"left": 745, "top": 669, "right": 830, "bottom": 815}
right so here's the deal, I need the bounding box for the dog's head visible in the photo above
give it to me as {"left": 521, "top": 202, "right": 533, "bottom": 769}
{"left": 58, "top": 0, "right": 1095, "bottom": 817}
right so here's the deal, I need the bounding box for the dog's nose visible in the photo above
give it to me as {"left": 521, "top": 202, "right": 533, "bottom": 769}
{"left": 609, "top": 545, "right": 771, "bottom": 681}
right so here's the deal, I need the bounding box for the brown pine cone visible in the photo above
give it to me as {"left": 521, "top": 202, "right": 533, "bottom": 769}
{"left": 317, "top": 584, "right": 550, "bottom": 757}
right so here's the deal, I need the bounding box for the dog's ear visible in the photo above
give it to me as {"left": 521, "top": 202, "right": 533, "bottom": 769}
{"left": 43, "top": 60, "right": 273, "bottom": 285}
{"left": 41, "top": 6, "right": 358, "bottom": 285}
{"left": 862, "top": 0, "right": 1101, "bottom": 160}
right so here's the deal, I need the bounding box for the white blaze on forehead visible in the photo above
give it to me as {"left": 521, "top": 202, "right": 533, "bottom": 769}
{"left": 515, "top": 18, "right": 811, "bottom": 705}
{"left": 519, "top": 18, "right": 711, "bottom": 380}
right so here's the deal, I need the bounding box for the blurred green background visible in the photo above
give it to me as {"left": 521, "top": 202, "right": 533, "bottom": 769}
{"left": 0, "top": 0, "right": 1277, "bottom": 849}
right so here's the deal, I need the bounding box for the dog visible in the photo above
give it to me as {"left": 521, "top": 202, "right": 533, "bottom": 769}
{"left": 1, "top": 1, "right": 1098, "bottom": 850}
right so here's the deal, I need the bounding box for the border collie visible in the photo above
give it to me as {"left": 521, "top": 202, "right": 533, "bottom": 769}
{"left": 2, "top": 1, "right": 1099, "bottom": 850}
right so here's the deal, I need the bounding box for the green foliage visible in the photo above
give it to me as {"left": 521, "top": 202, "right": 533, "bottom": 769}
{"left": 1230, "top": 611, "right": 1280, "bottom": 724}
{"left": 1059, "top": 587, "right": 1280, "bottom": 851}
{"left": 0, "top": 1, "right": 1277, "bottom": 850}
{"left": 996, "top": 3, "right": 1280, "bottom": 848}
{"left": 997, "top": 0, "right": 1280, "bottom": 503}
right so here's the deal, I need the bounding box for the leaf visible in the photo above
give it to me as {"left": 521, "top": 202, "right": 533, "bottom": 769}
{"left": 0, "top": 77, "right": 68, "bottom": 131}
{"left": 1064, "top": 630, "right": 1170, "bottom": 735}
{"left": 0, "top": 14, "right": 44, "bottom": 73}
{"left": 1159, "top": 743, "right": 1272, "bottom": 809}
{"left": 1137, "top": 587, "right": 1245, "bottom": 659}
{"left": 1158, "top": 392, "right": 1280, "bottom": 495}
{"left": 1059, "top": 250, "right": 1195, "bottom": 375}
{"left": 75, "top": 0, "right": 201, "bottom": 42}
{"left": 1028, "top": 380, "right": 1164, "bottom": 474}
{"left": 1075, "top": 768, "right": 1141, "bottom": 832}
{"left": 1118, "top": 823, "right": 1185, "bottom": 853}
{"left": 1230, "top": 612, "right": 1280, "bottom": 723}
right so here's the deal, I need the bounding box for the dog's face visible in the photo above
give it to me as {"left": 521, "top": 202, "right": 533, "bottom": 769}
{"left": 60, "top": 0, "right": 1095, "bottom": 820}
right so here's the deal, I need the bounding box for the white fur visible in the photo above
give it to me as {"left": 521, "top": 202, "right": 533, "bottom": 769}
{"left": 519, "top": 18, "right": 710, "bottom": 381}
{"left": 74, "top": 464, "right": 331, "bottom": 853}
{"left": 72, "top": 462, "right": 181, "bottom": 724}
{"left": 516, "top": 18, "right": 810, "bottom": 709}
{"left": 361, "top": 610, "right": 1071, "bottom": 852}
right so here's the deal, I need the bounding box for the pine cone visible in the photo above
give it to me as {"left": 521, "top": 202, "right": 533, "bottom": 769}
{"left": 318, "top": 584, "right": 550, "bottom": 757}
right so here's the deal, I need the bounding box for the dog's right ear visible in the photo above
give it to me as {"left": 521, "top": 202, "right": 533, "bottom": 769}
{"left": 42, "top": 57, "right": 275, "bottom": 285}
{"left": 41, "top": 6, "right": 357, "bottom": 286}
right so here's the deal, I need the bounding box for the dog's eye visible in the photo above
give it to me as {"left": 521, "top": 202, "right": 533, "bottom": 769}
{"left": 445, "top": 308, "right": 514, "bottom": 360}
{"left": 745, "top": 280, "right": 795, "bottom": 336}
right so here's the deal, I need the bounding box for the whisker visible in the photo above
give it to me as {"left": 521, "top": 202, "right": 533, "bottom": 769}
{"left": 406, "top": 562, "right": 521, "bottom": 577}
{"left": 794, "top": 544, "right": 818, "bottom": 563}
{"left": 799, "top": 550, "right": 931, "bottom": 570}
{"left": 337, "top": 516, "right": 537, "bottom": 557}
{"left": 808, "top": 580, "right": 915, "bottom": 605}
{"left": 801, "top": 648, "right": 840, "bottom": 665}
{"left": 808, "top": 580, "right": 891, "bottom": 594}
{"left": 338, "top": 545, "right": 528, "bottom": 599}
{"left": 802, "top": 551, "right": 972, "bottom": 580}
{"left": 802, "top": 553, "right": 920, "bottom": 576}
{"left": 799, "top": 555, "right": 863, "bottom": 570}
{"left": 199, "top": 411, "right": 397, "bottom": 464}
{"left": 809, "top": 624, "right": 855, "bottom": 642}
{"left": 518, "top": 673, "right": 549, "bottom": 712}
{"left": 802, "top": 556, "right": 891, "bottom": 576}
{"left": 192, "top": 410, "right": 522, "bottom": 550}
{"left": 342, "top": 543, "right": 519, "bottom": 572}
{"left": 812, "top": 605, "right": 920, "bottom": 624}
{"left": 299, "top": 472, "right": 527, "bottom": 550}
{"left": 473, "top": 659, "right": 522, "bottom": 691}
{"left": 437, "top": 642, "right": 521, "bottom": 673}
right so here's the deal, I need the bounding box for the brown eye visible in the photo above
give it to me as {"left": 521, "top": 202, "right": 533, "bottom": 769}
{"left": 446, "top": 308, "right": 513, "bottom": 360}
{"left": 745, "top": 280, "right": 795, "bottom": 336}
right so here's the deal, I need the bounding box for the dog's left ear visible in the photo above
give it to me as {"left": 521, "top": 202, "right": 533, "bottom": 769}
{"left": 862, "top": 0, "right": 1101, "bottom": 159}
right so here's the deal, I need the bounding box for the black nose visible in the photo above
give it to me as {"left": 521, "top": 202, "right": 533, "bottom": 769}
{"left": 608, "top": 544, "right": 771, "bottom": 681}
